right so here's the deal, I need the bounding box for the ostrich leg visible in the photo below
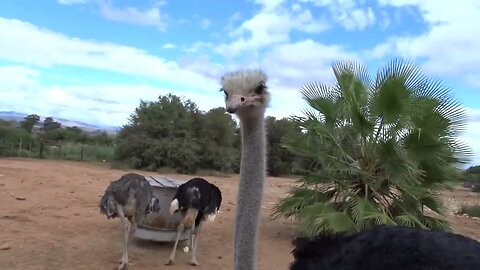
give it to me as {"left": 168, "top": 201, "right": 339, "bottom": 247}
{"left": 166, "top": 223, "right": 184, "bottom": 265}
{"left": 117, "top": 206, "right": 130, "bottom": 270}
{"left": 190, "top": 223, "right": 203, "bottom": 266}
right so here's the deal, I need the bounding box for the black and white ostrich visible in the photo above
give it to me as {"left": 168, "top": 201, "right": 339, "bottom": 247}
{"left": 290, "top": 224, "right": 480, "bottom": 270}
{"left": 166, "top": 177, "right": 222, "bottom": 266}
{"left": 220, "top": 69, "right": 480, "bottom": 270}
{"left": 99, "top": 172, "right": 161, "bottom": 270}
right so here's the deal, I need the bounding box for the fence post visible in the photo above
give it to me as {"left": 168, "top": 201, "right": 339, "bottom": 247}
{"left": 39, "top": 141, "right": 44, "bottom": 159}
{"left": 18, "top": 138, "right": 22, "bottom": 157}
{"left": 80, "top": 145, "right": 84, "bottom": 161}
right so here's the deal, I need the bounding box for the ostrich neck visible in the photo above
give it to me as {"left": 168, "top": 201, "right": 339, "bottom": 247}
{"left": 234, "top": 114, "right": 266, "bottom": 270}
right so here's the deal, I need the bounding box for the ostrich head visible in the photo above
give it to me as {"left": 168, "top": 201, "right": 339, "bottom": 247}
{"left": 220, "top": 69, "right": 270, "bottom": 118}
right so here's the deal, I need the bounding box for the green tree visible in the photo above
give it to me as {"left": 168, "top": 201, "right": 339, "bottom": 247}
{"left": 266, "top": 116, "right": 305, "bottom": 176}
{"left": 0, "top": 124, "right": 34, "bottom": 156}
{"left": 197, "top": 107, "right": 239, "bottom": 172}
{"left": 114, "top": 93, "right": 202, "bottom": 173}
{"left": 272, "top": 59, "right": 471, "bottom": 236}
{"left": 43, "top": 117, "right": 61, "bottom": 131}
{"left": 463, "top": 165, "right": 480, "bottom": 184}
{"left": 20, "top": 114, "right": 40, "bottom": 133}
{"left": 466, "top": 165, "right": 480, "bottom": 175}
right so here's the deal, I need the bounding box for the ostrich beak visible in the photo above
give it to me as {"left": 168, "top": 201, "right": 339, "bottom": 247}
{"left": 226, "top": 95, "right": 260, "bottom": 113}
{"left": 226, "top": 95, "right": 246, "bottom": 113}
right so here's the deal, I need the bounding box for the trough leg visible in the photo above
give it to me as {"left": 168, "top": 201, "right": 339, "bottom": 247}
{"left": 117, "top": 206, "right": 130, "bottom": 270}
{"left": 165, "top": 223, "right": 184, "bottom": 265}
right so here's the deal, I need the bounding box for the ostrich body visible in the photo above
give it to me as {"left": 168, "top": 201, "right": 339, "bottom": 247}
{"left": 291, "top": 225, "right": 480, "bottom": 270}
{"left": 221, "top": 69, "right": 480, "bottom": 270}
{"left": 99, "top": 172, "right": 160, "bottom": 270}
{"left": 221, "top": 69, "right": 270, "bottom": 270}
{"left": 166, "top": 177, "right": 222, "bottom": 266}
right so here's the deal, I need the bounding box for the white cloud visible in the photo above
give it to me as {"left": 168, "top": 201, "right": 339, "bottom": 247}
{"left": 262, "top": 39, "right": 358, "bottom": 87}
{"left": 57, "top": 0, "right": 90, "bottom": 5}
{"left": 0, "top": 17, "right": 216, "bottom": 92}
{"left": 162, "top": 43, "right": 176, "bottom": 49}
{"left": 215, "top": 2, "right": 329, "bottom": 56}
{"left": 183, "top": 41, "right": 213, "bottom": 53}
{"left": 98, "top": 1, "right": 167, "bottom": 31}
{"left": 371, "top": 0, "right": 480, "bottom": 86}
{"left": 57, "top": 0, "right": 168, "bottom": 31}
{"left": 200, "top": 19, "right": 211, "bottom": 29}
{"left": 299, "top": 0, "right": 377, "bottom": 30}
{"left": 0, "top": 66, "right": 40, "bottom": 91}
{"left": 254, "top": 0, "right": 287, "bottom": 11}
{"left": 0, "top": 65, "right": 226, "bottom": 127}
{"left": 341, "top": 7, "right": 375, "bottom": 30}
{"left": 177, "top": 55, "right": 224, "bottom": 80}
{"left": 459, "top": 107, "right": 480, "bottom": 166}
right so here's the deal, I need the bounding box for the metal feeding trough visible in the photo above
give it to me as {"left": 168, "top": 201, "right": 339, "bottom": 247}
{"left": 133, "top": 175, "right": 189, "bottom": 242}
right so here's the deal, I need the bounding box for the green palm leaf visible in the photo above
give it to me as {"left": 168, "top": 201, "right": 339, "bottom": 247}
{"left": 272, "top": 58, "right": 472, "bottom": 237}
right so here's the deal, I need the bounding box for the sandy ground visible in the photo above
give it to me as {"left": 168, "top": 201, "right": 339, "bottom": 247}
{"left": 0, "top": 158, "right": 479, "bottom": 270}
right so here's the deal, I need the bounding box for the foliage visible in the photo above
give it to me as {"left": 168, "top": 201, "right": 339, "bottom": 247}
{"left": 114, "top": 93, "right": 306, "bottom": 175}
{"left": 266, "top": 116, "right": 306, "bottom": 176}
{"left": 272, "top": 58, "right": 471, "bottom": 236}
{"left": 463, "top": 165, "right": 480, "bottom": 183}
{"left": 1, "top": 94, "right": 306, "bottom": 176}
{"left": 114, "top": 94, "right": 238, "bottom": 174}
{"left": 457, "top": 204, "right": 480, "bottom": 217}
{"left": 0, "top": 116, "right": 114, "bottom": 161}
{"left": 0, "top": 123, "right": 35, "bottom": 156}
{"left": 196, "top": 107, "right": 240, "bottom": 172}
{"left": 43, "top": 117, "right": 61, "bottom": 131}
{"left": 20, "top": 114, "right": 40, "bottom": 133}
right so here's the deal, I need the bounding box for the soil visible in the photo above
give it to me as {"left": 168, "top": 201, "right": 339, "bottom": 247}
{"left": 0, "top": 158, "right": 479, "bottom": 270}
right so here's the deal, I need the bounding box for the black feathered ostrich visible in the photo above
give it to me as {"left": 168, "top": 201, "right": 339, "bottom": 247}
{"left": 99, "top": 173, "right": 161, "bottom": 270}
{"left": 220, "top": 69, "right": 480, "bottom": 270}
{"left": 166, "top": 177, "right": 222, "bottom": 266}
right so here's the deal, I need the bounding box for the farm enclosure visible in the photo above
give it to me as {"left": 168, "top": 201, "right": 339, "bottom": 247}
{"left": 0, "top": 158, "right": 479, "bottom": 270}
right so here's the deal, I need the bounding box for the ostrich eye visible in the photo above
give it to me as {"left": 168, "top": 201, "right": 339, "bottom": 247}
{"left": 254, "top": 83, "right": 265, "bottom": 94}
{"left": 220, "top": 88, "right": 228, "bottom": 97}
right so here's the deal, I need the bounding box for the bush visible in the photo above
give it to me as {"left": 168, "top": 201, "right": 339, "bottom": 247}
{"left": 457, "top": 205, "right": 480, "bottom": 217}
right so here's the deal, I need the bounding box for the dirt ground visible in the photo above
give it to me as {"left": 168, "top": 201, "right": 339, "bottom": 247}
{"left": 1, "top": 158, "right": 479, "bottom": 270}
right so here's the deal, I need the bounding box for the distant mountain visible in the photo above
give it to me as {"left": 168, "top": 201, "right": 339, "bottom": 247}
{"left": 0, "top": 111, "right": 119, "bottom": 134}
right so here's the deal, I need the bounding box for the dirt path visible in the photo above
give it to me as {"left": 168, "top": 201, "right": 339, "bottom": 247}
{"left": 0, "top": 158, "right": 478, "bottom": 270}
{"left": 0, "top": 158, "right": 296, "bottom": 270}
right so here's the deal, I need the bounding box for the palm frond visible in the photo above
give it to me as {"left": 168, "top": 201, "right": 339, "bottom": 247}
{"left": 274, "top": 58, "right": 467, "bottom": 236}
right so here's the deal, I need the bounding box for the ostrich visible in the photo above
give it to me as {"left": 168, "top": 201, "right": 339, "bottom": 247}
{"left": 220, "top": 69, "right": 269, "bottom": 270}
{"left": 99, "top": 172, "right": 161, "bottom": 270}
{"left": 166, "top": 177, "right": 222, "bottom": 266}
{"left": 290, "top": 225, "right": 480, "bottom": 270}
{"left": 220, "top": 69, "right": 480, "bottom": 270}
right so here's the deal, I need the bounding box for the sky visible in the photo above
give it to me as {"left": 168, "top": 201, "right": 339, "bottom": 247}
{"left": 0, "top": 0, "right": 479, "bottom": 166}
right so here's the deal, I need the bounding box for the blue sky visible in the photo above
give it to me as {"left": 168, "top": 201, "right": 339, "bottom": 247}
{"left": 0, "top": 0, "right": 479, "bottom": 165}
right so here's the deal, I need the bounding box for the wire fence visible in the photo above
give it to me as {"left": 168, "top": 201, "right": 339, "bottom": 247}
{"left": 0, "top": 139, "right": 114, "bottom": 162}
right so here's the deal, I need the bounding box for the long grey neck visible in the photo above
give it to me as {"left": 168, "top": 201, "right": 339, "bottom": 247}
{"left": 234, "top": 114, "right": 266, "bottom": 270}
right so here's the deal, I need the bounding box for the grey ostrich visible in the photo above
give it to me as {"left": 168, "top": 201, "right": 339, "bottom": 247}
{"left": 100, "top": 172, "right": 161, "bottom": 270}
{"left": 220, "top": 69, "right": 269, "bottom": 270}
{"left": 220, "top": 69, "right": 480, "bottom": 270}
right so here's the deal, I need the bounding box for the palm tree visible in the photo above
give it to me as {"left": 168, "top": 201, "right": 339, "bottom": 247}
{"left": 272, "top": 58, "right": 471, "bottom": 237}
